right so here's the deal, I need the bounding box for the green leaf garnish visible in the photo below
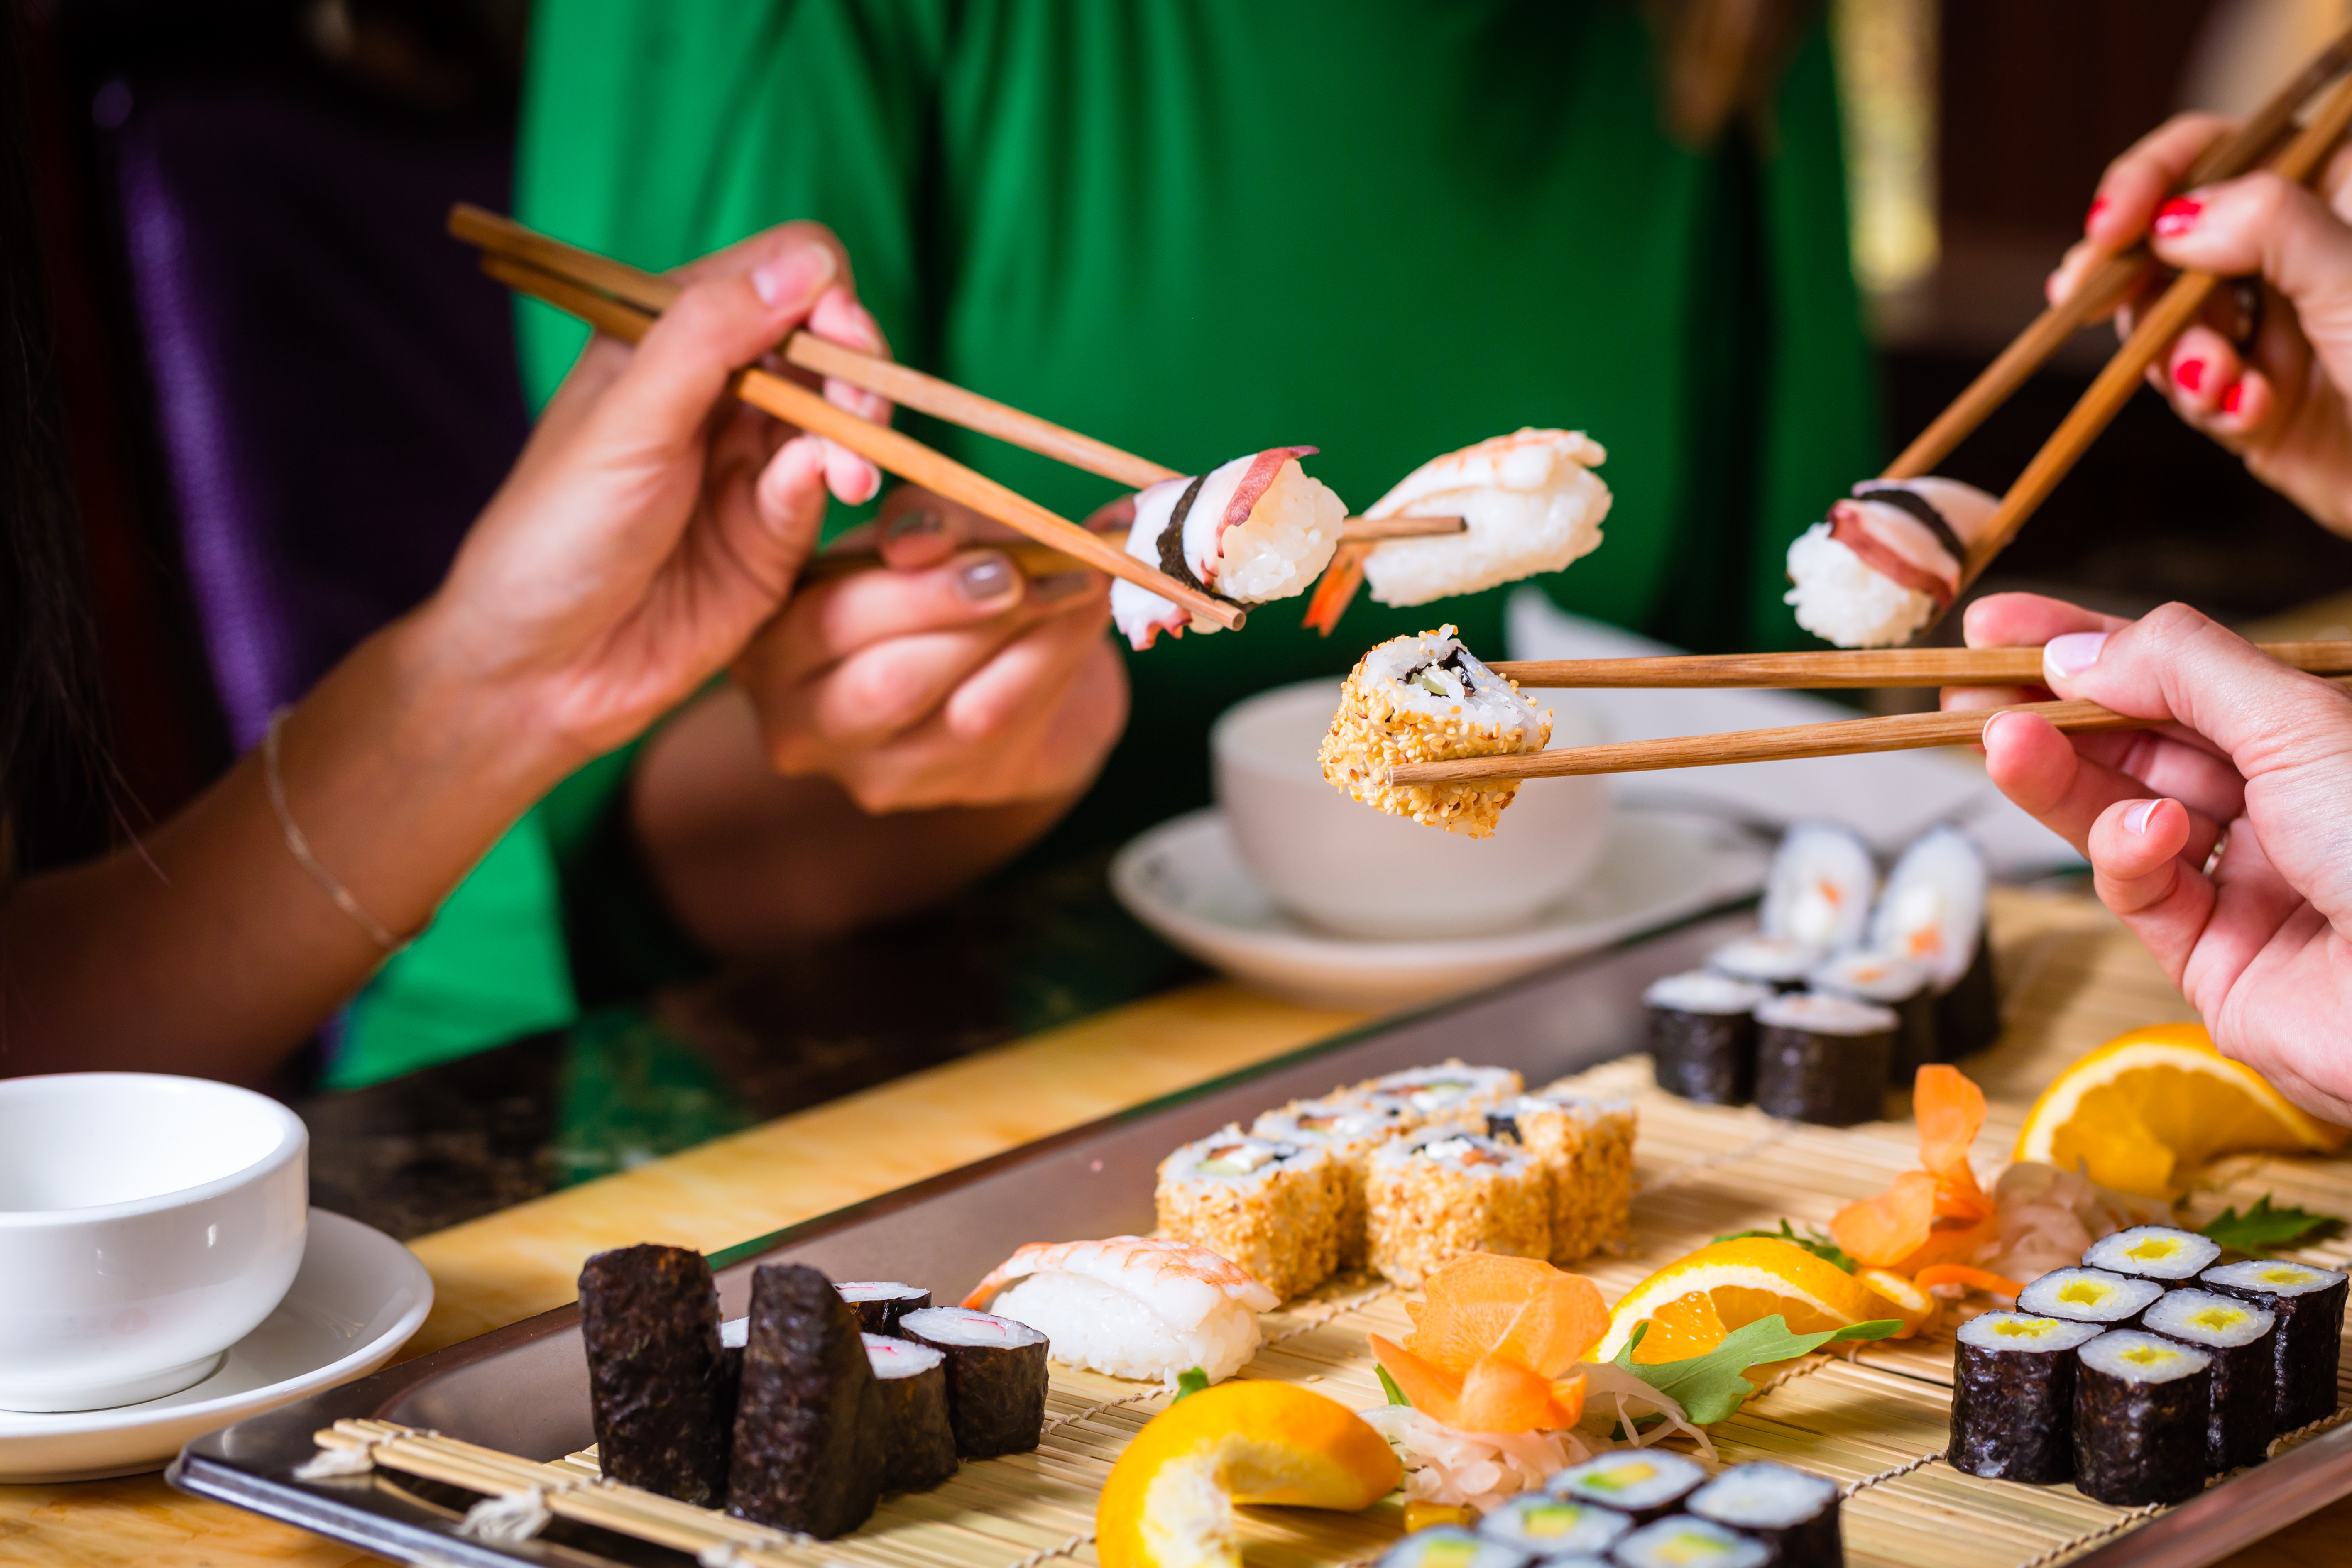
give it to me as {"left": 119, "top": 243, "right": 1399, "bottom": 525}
{"left": 1613, "top": 1314, "right": 1904, "bottom": 1426}
{"left": 2199, "top": 1196, "right": 2343, "bottom": 1255}
{"left": 1376, "top": 1365, "right": 1412, "bottom": 1407}
{"left": 1172, "top": 1366, "right": 1211, "bottom": 1401}
{"left": 1712, "top": 1220, "right": 1858, "bottom": 1274}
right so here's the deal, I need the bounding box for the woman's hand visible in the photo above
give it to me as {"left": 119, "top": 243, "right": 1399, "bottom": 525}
{"left": 727, "top": 487, "right": 1128, "bottom": 813}
{"left": 1950, "top": 592, "right": 2352, "bottom": 1122}
{"left": 2049, "top": 114, "right": 2352, "bottom": 533}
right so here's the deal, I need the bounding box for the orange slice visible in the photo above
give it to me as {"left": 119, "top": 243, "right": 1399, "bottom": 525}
{"left": 1592, "top": 1236, "right": 1885, "bottom": 1363}
{"left": 1856, "top": 1269, "right": 1936, "bottom": 1338}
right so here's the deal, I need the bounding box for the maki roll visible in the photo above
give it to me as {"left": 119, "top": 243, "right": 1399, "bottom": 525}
{"left": 1707, "top": 934, "right": 1823, "bottom": 993}
{"left": 1641, "top": 970, "right": 1770, "bottom": 1105}
{"left": 1110, "top": 447, "right": 1344, "bottom": 649}
{"left": 2201, "top": 1258, "right": 2349, "bottom": 1433}
{"left": 838, "top": 1282, "right": 930, "bottom": 1336}
{"left": 1365, "top": 1127, "right": 1550, "bottom": 1287}
{"left": 1374, "top": 1525, "right": 1531, "bottom": 1568}
{"left": 1784, "top": 475, "right": 1998, "bottom": 648}
{"left": 1611, "top": 1517, "right": 1770, "bottom": 1568}
{"left": 1806, "top": 951, "right": 1936, "bottom": 1084}
{"left": 1761, "top": 821, "right": 1876, "bottom": 952}
{"left": 727, "top": 1262, "right": 885, "bottom": 1538}
{"left": 1752, "top": 993, "right": 1897, "bottom": 1126}
{"left": 1319, "top": 628, "right": 1553, "bottom": 838}
{"left": 863, "top": 1334, "right": 959, "bottom": 1494}
{"left": 1360, "top": 1062, "right": 1525, "bottom": 1121}
{"left": 1475, "top": 1493, "right": 1631, "bottom": 1557}
{"left": 898, "top": 1306, "right": 1051, "bottom": 1458}
{"left": 1545, "top": 1449, "right": 1707, "bottom": 1522}
{"left": 1686, "top": 1461, "right": 1843, "bottom": 1568}
{"left": 1356, "top": 429, "right": 1612, "bottom": 609}
{"left": 578, "top": 1243, "right": 734, "bottom": 1506}
{"left": 1871, "top": 827, "right": 1998, "bottom": 1059}
{"left": 2018, "top": 1267, "right": 2164, "bottom": 1330}
{"left": 1486, "top": 1091, "right": 1637, "bottom": 1265}
{"left": 1946, "top": 1311, "right": 2101, "bottom": 1482}
{"left": 2143, "top": 1289, "right": 2277, "bottom": 1472}
{"left": 1156, "top": 1128, "right": 1343, "bottom": 1301}
{"left": 2072, "top": 1329, "right": 2213, "bottom": 1505}
{"left": 2082, "top": 1226, "right": 2222, "bottom": 1287}
{"left": 1252, "top": 1095, "right": 1417, "bottom": 1269}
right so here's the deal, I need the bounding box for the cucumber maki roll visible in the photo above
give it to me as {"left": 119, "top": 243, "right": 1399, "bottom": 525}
{"left": 1474, "top": 1493, "right": 1631, "bottom": 1557}
{"left": 898, "top": 1306, "right": 1050, "bottom": 1458}
{"left": 1761, "top": 821, "right": 1876, "bottom": 952}
{"left": 1641, "top": 970, "right": 1770, "bottom": 1105}
{"left": 1686, "top": 1460, "right": 1842, "bottom": 1568}
{"left": 2201, "top": 1258, "right": 2349, "bottom": 1433}
{"left": 1806, "top": 951, "right": 1936, "bottom": 1084}
{"left": 1752, "top": 992, "right": 1897, "bottom": 1126}
{"left": 838, "top": 1282, "right": 930, "bottom": 1336}
{"left": 1871, "top": 827, "right": 1997, "bottom": 1059}
{"left": 727, "top": 1262, "right": 885, "bottom": 1538}
{"left": 863, "top": 1334, "right": 958, "bottom": 1494}
{"left": 2018, "top": 1267, "right": 2163, "bottom": 1330}
{"left": 1545, "top": 1449, "right": 1706, "bottom": 1522}
{"left": 2143, "top": 1289, "right": 2277, "bottom": 1473}
{"left": 1947, "top": 1312, "right": 2100, "bottom": 1482}
{"left": 2072, "top": 1329, "right": 2213, "bottom": 1505}
{"left": 578, "top": 1244, "right": 734, "bottom": 1506}
{"left": 1374, "top": 1525, "right": 1531, "bottom": 1568}
{"left": 1612, "top": 1516, "right": 1770, "bottom": 1568}
{"left": 1707, "top": 934, "right": 1822, "bottom": 993}
{"left": 2082, "top": 1226, "right": 2221, "bottom": 1287}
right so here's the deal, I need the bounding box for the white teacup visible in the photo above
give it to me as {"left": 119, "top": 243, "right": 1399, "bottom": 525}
{"left": 0, "top": 1073, "right": 308, "bottom": 1411}
{"left": 1212, "top": 678, "right": 1613, "bottom": 939}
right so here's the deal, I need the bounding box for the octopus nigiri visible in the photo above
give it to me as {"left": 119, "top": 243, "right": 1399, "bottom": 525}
{"left": 1109, "top": 448, "right": 1345, "bottom": 649}
{"left": 1784, "top": 477, "right": 1999, "bottom": 647}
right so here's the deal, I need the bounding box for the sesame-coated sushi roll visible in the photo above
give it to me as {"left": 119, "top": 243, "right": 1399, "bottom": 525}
{"left": 1947, "top": 1311, "right": 2101, "bottom": 1482}
{"left": 896, "top": 1307, "right": 1050, "bottom": 1458}
{"left": 837, "top": 1282, "right": 930, "bottom": 1336}
{"left": 1785, "top": 476, "right": 1998, "bottom": 648}
{"left": 1110, "top": 447, "right": 1344, "bottom": 649}
{"left": 1762, "top": 821, "right": 1876, "bottom": 951}
{"left": 1375, "top": 1525, "right": 1531, "bottom": 1568}
{"left": 2072, "top": 1329, "right": 2213, "bottom": 1505}
{"left": 1612, "top": 1517, "right": 1768, "bottom": 1568}
{"left": 1752, "top": 993, "right": 1897, "bottom": 1126}
{"left": 1485, "top": 1091, "right": 1636, "bottom": 1264}
{"left": 2143, "top": 1289, "right": 2277, "bottom": 1472}
{"left": 862, "top": 1334, "right": 958, "bottom": 1494}
{"left": 1251, "top": 1096, "right": 1417, "bottom": 1269}
{"left": 1707, "top": 934, "right": 1825, "bottom": 993}
{"left": 578, "top": 1244, "right": 735, "bottom": 1507}
{"left": 726, "top": 1262, "right": 885, "bottom": 1538}
{"left": 1365, "top": 1128, "right": 1549, "bottom": 1287}
{"left": 2082, "top": 1226, "right": 2222, "bottom": 1287}
{"left": 2018, "top": 1267, "right": 2164, "bottom": 1331}
{"left": 1358, "top": 428, "right": 1613, "bottom": 608}
{"left": 1807, "top": 951, "right": 1936, "bottom": 1084}
{"left": 1546, "top": 1449, "right": 1708, "bottom": 1522}
{"left": 2201, "top": 1258, "right": 2349, "bottom": 1432}
{"left": 1686, "top": 1461, "right": 1843, "bottom": 1568}
{"left": 1155, "top": 1128, "right": 1343, "bottom": 1301}
{"left": 1358, "top": 1062, "right": 1525, "bottom": 1122}
{"left": 1475, "top": 1493, "right": 1632, "bottom": 1558}
{"left": 1872, "top": 827, "right": 1997, "bottom": 1059}
{"left": 1320, "top": 627, "right": 1553, "bottom": 837}
{"left": 1642, "top": 970, "right": 1770, "bottom": 1105}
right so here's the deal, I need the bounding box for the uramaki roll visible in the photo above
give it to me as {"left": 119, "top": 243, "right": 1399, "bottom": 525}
{"left": 1485, "top": 1090, "right": 1636, "bottom": 1264}
{"left": 1155, "top": 1128, "right": 1342, "bottom": 1301}
{"left": 1364, "top": 1127, "right": 1548, "bottom": 1287}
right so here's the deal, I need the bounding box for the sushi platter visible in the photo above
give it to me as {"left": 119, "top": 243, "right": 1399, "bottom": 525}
{"left": 171, "top": 891, "right": 2352, "bottom": 1568}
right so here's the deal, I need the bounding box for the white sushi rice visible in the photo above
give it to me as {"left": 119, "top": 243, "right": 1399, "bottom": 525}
{"left": 1954, "top": 1311, "right": 2100, "bottom": 1353}
{"left": 2083, "top": 1226, "right": 2222, "bottom": 1282}
{"left": 2202, "top": 1259, "right": 2347, "bottom": 1297}
{"left": 1686, "top": 1461, "right": 1839, "bottom": 1531}
{"left": 1784, "top": 521, "right": 1934, "bottom": 648}
{"left": 1706, "top": 934, "right": 1823, "bottom": 988}
{"left": 2078, "top": 1328, "right": 2211, "bottom": 1384}
{"left": 1752, "top": 991, "right": 1899, "bottom": 1036}
{"left": 1762, "top": 821, "right": 1876, "bottom": 951}
{"left": 987, "top": 1271, "right": 1261, "bottom": 1388}
{"left": 2143, "top": 1289, "right": 2273, "bottom": 1349}
{"left": 1361, "top": 429, "right": 1612, "bottom": 607}
{"left": 1643, "top": 970, "right": 1772, "bottom": 1015}
{"left": 2017, "top": 1266, "right": 2163, "bottom": 1325}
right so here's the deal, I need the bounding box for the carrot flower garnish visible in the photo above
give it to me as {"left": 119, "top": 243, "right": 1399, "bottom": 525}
{"left": 1368, "top": 1253, "right": 1607, "bottom": 1433}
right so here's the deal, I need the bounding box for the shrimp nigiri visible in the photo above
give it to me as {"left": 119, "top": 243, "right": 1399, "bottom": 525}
{"left": 964, "top": 1236, "right": 1276, "bottom": 1387}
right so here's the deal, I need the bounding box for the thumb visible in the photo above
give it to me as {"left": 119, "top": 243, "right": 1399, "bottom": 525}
{"left": 2149, "top": 172, "right": 2352, "bottom": 394}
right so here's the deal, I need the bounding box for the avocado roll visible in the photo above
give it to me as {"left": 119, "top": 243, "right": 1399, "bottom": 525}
{"left": 1544, "top": 1449, "right": 1706, "bottom": 1522}
{"left": 727, "top": 1262, "right": 885, "bottom": 1538}
{"left": 863, "top": 1334, "right": 958, "bottom": 1493}
{"left": 1641, "top": 970, "right": 1770, "bottom": 1105}
{"left": 1871, "top": 827, "right": 1997, "bottom": 1059}
{"left": 1947, "top": 1311, "right": 2101, "bottom": 1482}
{"left": 2018, "top": 1267, "right": 2163, "bottom": 1330}
{"left": 838, "top": 1282, "right": 930, "bottom": 1335}
{"left": 1475, "top": 1492, "right": 1631, "bottom": 1557}
{"left": 1375, "top": 1525, "right": 1531, "bottom": 1568}
{"left": 2072, "top": 1329, "right": 2213, "bottom": 1505}
{"left": 2201, "top": 1258, "right": 2349, "bottom": 1433}
{"left": 1686, "top": 1460, "right": 1843, "bottom": 1568}
{"left": 2143, "top": 1289, "right": 2277, "bottom": 1473}
{"left": 1752, "top": 992, "right": 1897, "bottom": 1126}
{"left": 1611, "top": 1516, "right": 1770, "bottom": 1568}
{"left": 578, "top": 1243, "right": 734, "bottom": 1506}
{"left": 1707, "top": 934, "right": 1823, "bottom": 993}
{"left": 898, "top": 1306, "right": 1050, "bottom": 1458}
{"left": 2082, "top": 1226, "right": 2222, "bottom": 1287}
{"left": 1806, "top": 951, "right": 1936, "bottom": 1084}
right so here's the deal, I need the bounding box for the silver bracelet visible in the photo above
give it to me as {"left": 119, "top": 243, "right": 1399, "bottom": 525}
{"left": 263, "top": 707, "right": 403, "bottom": 952}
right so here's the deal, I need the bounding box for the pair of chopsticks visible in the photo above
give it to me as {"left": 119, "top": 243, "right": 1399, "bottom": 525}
{"left": 1380, "top": 641, "right": 2352, "bottom": 785}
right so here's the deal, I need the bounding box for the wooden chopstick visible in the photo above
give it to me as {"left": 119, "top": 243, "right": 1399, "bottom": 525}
{"left": 801, "top": 515, "right": 1462, "bottom": 591}
{"left": 1882, "top": 20, "right": 2352, "bottom": 482}
{"left": 477, "top": 252, "right": 1246, "bottom": 631}
{"left": 1490, "top": 641, "right": 2352, "bottom": 688}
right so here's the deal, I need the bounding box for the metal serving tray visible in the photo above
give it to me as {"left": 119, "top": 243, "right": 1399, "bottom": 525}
{"left": 169, "top": 903, "right": 2352, "bottom": 1568}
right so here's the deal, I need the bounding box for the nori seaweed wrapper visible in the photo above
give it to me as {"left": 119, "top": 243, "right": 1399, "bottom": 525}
{"left": 1686, "top": 1463, "right": 1841, "bottom": 1568}
{"left": 899, "top": 1306, "right": 1050, "bottom": 1458}
{"left": 2203, "top": 1262, "right": 2348, "bottom": 1433}
{"left": 2194, "top": 1333, "right": 2274, "bottom": 1472}
{"left": 840, "top": 1282, "right": 931, "bottom": 1336}
{"left": 1946, "top": 1314, "right": 2097, "bottom": 1482}
{"left": 2072, "top": 1332, "right": 2212, "bottom": 1506}
{"left": 1752, "top": 996, "right": 1893, "bottom": 1127}
{"left": 866, "top": 1335, "right": 959, "bottom": 1493}
{"left": 1647, "top": 1006, "right": 1756, "bottom": 1105}
{"left": 1885, "top": 987, "right": 1938, "bottom": 1084}
{"left": 1932, "top": 927, "right": 1999, "bottom": 1060}
{"left": 578, "top": 1244, "right": 733, "bottom": 1506}
{"left": 727, "top": 1262, "right": 886, "bottom": 1537}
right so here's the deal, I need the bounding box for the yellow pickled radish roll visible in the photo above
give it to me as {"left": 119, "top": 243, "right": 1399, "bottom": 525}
{"left": 1096, "top": 1381, "right": 1401, "bottom": 1568}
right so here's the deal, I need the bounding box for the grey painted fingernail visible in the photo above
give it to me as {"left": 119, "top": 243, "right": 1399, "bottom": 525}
{"left": 1030, "top": 570, "right": 1093, "bottom": 602}
{"left": 957, "top": 553, "right": 1016, "bottom": 602}
{"left": 886, "top": 509, "right": 943, "bottom": 542}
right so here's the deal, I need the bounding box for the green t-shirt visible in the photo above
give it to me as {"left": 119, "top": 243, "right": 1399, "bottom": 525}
{"left": 333, "top": 0, "right": 1877, "bottom": 1088}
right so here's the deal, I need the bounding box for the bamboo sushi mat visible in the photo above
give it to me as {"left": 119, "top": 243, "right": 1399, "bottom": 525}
{"left": 552, "top": 891, "right": 2352, "bottom": 1568}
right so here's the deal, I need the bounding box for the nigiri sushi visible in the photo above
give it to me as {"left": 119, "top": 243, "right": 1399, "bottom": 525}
{"left": 1320, "top": 626, "right": 1552, "bottom": 837}
{"left": 963, "top": 1235, "right": 1277, "bottom": 1387}
{"left": 1361, "top": 428, "right": 1611, "bottom": 607}
{"left": 1784, "top": 477, "right": 1998, "bottom": 647}
{"left": 1110, "top": 447, "right": 1345, "bottom": 649}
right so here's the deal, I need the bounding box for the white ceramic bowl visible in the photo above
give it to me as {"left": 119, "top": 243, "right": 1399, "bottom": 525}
{"left": 0, "top": 1074, "right": 308, "bottom": 1412}
{"left": 1211, "top": 678, "right": 1613, "bottom": 939}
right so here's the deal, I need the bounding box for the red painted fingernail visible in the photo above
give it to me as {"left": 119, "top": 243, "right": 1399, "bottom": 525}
{"left": 2153, "top": 197, "right": 2203, "bottom": 237}
{"left": 2086, "top": 195, "right": 2109, "bottom": 232}
{"left": 2176, "top": 359, "right": 2205, "bottom": 393}
{"left": 2223, "top": 381, "right": 2245, "bottom": 415}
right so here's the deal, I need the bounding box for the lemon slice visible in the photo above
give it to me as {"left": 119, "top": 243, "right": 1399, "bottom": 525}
{"left": 1591, "top": 1237, "right": 1885, "bottom": 1363}
{"left": 2014, "top": 1023, "right": 2345, "bottom": 1199}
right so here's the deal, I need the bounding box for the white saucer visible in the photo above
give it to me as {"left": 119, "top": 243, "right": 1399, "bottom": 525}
{"left": 0, "top": 1208, "right": 432, "bottom": 1483}
{"left": 1111, "top": 806, "right": 1768, "bottom": 1009}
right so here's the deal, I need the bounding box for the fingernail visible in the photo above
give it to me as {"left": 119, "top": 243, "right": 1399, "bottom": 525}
{"left": 886, "top": 509, "right": 943, "bottom": 543}
{"left": 2153, "top": 196, "right": 2203, "bottom": 238}
{"left": 750, "top": 246, "right": 836, "bottom": 307}
{"left": 2176, "top": 358, "right": 2205, "bottom": 394}
{"left": 2085, "top": 195, "right": 2108, "bottom": 232}
{"left": 957, "top": 552, "right": 1016, "bottom": 602}
{"left": 1030, "top": 570, "right": 1094, "bottom": 602}
{"left": 2044, "top": 630, "right": 2109, "bottom": 680}
{"left": 2222, "top": 380, "right": 2245, "bottom": 415}
{"left": 2125, "top": 799, "right": 2161, "bottom": 835}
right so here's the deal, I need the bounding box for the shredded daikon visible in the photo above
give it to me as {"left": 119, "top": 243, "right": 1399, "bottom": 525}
{"left": 1355, "top": 1405, "right": 1591, "bottom": 1514}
